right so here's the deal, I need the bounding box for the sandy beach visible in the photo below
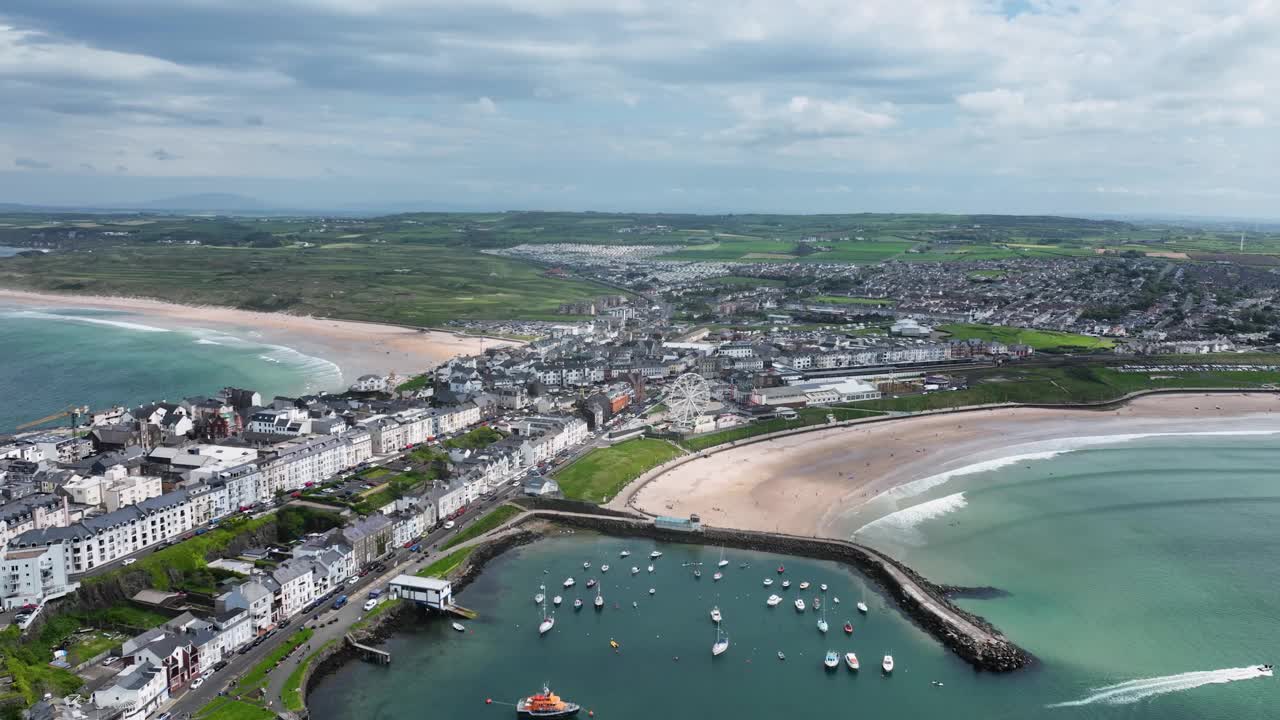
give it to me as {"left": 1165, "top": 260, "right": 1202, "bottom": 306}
{"left": 627, "top": 393, "right": 1280, "bottom": 538}
{"left": 0, "top": 289, "right": 510, "bottom": 388}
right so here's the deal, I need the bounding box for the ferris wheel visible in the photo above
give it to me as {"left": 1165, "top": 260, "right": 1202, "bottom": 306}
{"left": 664, "top": 373, "right": 711, "bottom": 426}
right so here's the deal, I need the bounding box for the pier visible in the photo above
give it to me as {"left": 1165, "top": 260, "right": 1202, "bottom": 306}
{"left": 345, "top": 633, "right": 391, "bottom": 664}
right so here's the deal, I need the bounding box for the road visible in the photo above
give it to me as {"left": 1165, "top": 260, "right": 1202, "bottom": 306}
{"left": 163, "top": 482, "right": 524, "bottom": 717}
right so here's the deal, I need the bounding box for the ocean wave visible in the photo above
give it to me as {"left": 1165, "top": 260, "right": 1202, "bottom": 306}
{"left": 1047, "top": 665, "right": 1273, "bottom": 707}
{"left": 257, "top": 343, "right": 344, "bottom": 391}
{"left": 871, "top": 430, "right": 1280, "bottom": 507}
{"left": 194, "top": 338, "right": 222, "bottom": 345}
{"left": 4, "top": 309, "right": 170, "bottom": 333}
{"left": 855, "top": 492, "right": 967, "bottom": 546}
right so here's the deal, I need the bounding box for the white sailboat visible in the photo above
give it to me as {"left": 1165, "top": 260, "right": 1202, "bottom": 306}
{"left": 594, "top": 585, "right": 604, "bottom": 609}
{"left": 710, "top": 606, "right": 721, "bottom": 623}
{"left": 712, "top": 625, "right": 729, "bottom": 656}
{"left": 858, "top": 582, "right": 869, "bottom": 614}
{"left": 650, "top": 550, "right": 663, "bottom": 559}
{"left": 452, "top": 622, "right": 466, "bottom": 632}
{"left": 538, "top": 594, "right": 555, "bottom": 635}
{"left": 717, "top": 546, "right": 729, "bottom": 568}
{"left": 817, "top": 602, "right": 829, "bottom": 633}
{"left": 620, "top": 549, "right": 631, "bottom": 558}
{"left": 631, "top": 566, "right": 640, "bottom": 575}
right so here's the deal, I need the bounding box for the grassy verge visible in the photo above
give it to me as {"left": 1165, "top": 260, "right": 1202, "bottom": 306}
{"left": 554, "top": 439, "right": 685, "bottom": 503}
{"left": 195, "top": 698, "right": 276, "bottom": 720}
{"left": 681, "top": 407, "right": 884, "bottom": 451}
{"left": 280, "top": 639, "right": 338, "bottom": 712}
{"left": 233, "top": 628, "right": 314, "bottom": 698}
{"left": 441, "top": 505, "right": 521, "bottom": 550}
{"left": 939, "top": 323, "right": 1114, "bottom": 352}
{"left": 417, "top": 547, "right": 476, "bottom": 579}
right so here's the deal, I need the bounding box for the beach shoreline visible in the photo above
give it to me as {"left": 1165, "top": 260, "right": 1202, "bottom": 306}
{"left": 0, "top": 288, "right": 509, "bottom": 390}
{"left": 629, "top": 392, "right": 1280, "bottom": 539}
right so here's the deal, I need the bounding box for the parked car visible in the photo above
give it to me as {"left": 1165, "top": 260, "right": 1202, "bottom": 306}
{"left": 214, "top": 660, "right": 229, "bottom": 671}
{"left": 347, "top": 576, "right": 359, "bottom": 585}
{"left": 444, "top": 520, "right": 456, "bottom": 529}
{"left": 102, "top": 656, "right": 120, "bottom": 666}
{"left": 191, "top": 677, "right": 204, "bottom": 690}
{"left": 121, "top": 558, "right": 136, "bottom": 566}
{"left": 156, "top": 713, "right": 171, "bottom": 720}
{"left": 333, "top": 595, "right": 349, "bottom": 609}
{"left": 362, "top": 598, "right": 378, "bottom": 612}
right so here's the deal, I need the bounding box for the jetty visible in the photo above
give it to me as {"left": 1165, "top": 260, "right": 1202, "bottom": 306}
{"left": 345, "top": 633, "right": 391, "bottom": 664}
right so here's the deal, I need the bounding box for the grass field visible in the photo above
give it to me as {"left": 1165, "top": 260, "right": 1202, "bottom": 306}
{"left": 0, "top": 243, "right": 604, "bottom": 325}
{"left": 680, "top": 407, "right": 883, "bottom": 451}
{"left": 940, "top": 324, "right": 1115, "bottom": 352}
{"left": 417, "top": 546, "right": 476, "bottom": 578}
{"left": 441, "top": 505, "right": 521, "bottom": 550}
{"left": 86, "top": 513, "right": 275, "bottom": 590}
{"left": 234, "top": 628, "right": 314, "bottom": 697}
{"left": 811, "top": 295, "right": 896, "bottom": 306}
{"left": 196, "top": 699, "right": 276, "bottom": 720}
{"left": 554, "top": 439, "right": 685, "bottom": 502}
{"left": 704, "top": 276, "right": 786, "bottom": 287}
{"left": 660, "top": 238, "right": 915, "bottom": 263}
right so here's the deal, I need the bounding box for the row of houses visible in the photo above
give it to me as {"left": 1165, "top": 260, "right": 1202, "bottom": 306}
{"left": 362, "top": 404, "right": 481, "bottom": 454}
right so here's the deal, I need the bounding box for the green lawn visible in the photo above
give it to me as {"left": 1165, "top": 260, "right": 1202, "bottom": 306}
{"left": 444, "top": 426, "right": 505, "bottom": 450}
{"left": 940, "top": 323, "right": 1115, "bottom": 352}
{"left": 681, "top": 407, "right": 883, "bottom": 451}
{"left": 417, "top": 547, "right": 476, "bottom": 578}
{"left": 234, "top": 628, "right": 314, "bottom": 697}
{"left": 704, "top": 276, "right": 786, "bottom": 287}
{"left": 442, "top": 505, "right": 522, "bottom": 550}
{"left": 554, "top": 439, "right": 686, "bottom": 503}
{"left": 86, "top": 514, "right": 275, "bottom": 590}
{"left": 811, "top": 295, "right": 896, "bottom": 306}
{"left": 196, "top": 699, "right": 276, "bottom": 720}
{"left": 280, "top": 639, "right": 338, "bottom": 712}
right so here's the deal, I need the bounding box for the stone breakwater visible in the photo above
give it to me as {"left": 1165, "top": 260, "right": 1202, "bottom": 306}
{"left": 519, "top": 511, "right": 1033, "bottom": 672}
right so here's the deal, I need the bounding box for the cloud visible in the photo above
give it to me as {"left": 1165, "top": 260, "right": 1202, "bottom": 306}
{"left": 150, "top": 148, "right": 178, "bottom": 161}
{"left": 244, "top": 114, "right": 265, "bottom": 126}
{"left": 719, "top": 94, "right": 895, "bottom": 146}
{"left": 13, "top": 157, "right": 51, "bottom": 169}
{"left": 471, "top": 96, "right": 497, "bottom": 114}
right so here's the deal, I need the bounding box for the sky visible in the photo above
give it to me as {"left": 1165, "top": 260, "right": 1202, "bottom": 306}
{"left": 0, "top": 0, "right": 1277, "bottom": 216}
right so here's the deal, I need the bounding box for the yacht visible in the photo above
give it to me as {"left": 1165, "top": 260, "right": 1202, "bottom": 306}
{"left": 563, "top": 578, "right": 575, "bottom": 589}
{"left": 857, "top": 601, "right": 869, "bottom": 614}
{"left": 648, "top": 588, "right": 656, "bottom": 595}
{"left": 586, "top": 578, "right": 596, "bottom": 588}
{"left": 777, "top": 651, "right": 786, "bottom": 661}
{"left": 553, "top": 595, "right": 562, "bottom": 606}
{"left": 882, "top": 655, "right": 894, "bottom": 673}
{"left": 693, "top": 569, "right": 701, "bottom": 578}
{"left": 762, "top": 578, "right": 774, "bottom": 587}
{"left": 766, "top": 594, "right": 782, "bottom": 607}
{"left": 794, "top": 598, "right": 806, "bottom": 612}
{"left": 833, "top": 596, "right": 841, "bottom": 605}
{"left": 820, "top": 584, "right": 828, "bottom": 592}
{"left": 538, "top": 598, "right": 555, "bottom": 635}
{"left": 781, "top": 580, "right": 791, "bottom": 589}
{"left": 712, "top": 626, "right": 729, "bottom": 656}
{"left": 817, "top": 617, "right": 828, "bottom": 633}
{"left": 813, "top": 597, "right": 821, "bottom": 611}
{"left": 823, "top": 651, "right": 840, "bottom": 670}
{"left": 650, "top": 550, "right": 663, "bottom": 559}
{"left": 582, "top": 562, "right": 591, "bottom": 570}
{"left": 845, "top": 653, "right": 860, "bottom": 671}
{"left": 631, "top": 566, "right": 640, "bottom": 575}
{"left": 799, "top": 581, "right": 810, "bottom": 590}
{"left": 600, "top": 564, "right": 610, "bottom": 573}
{"left": 710, "top": 606, "right": 722, "bottom": 623}
{"left": 573, "top": 598, "right": 583, "bottom": 610}
{"left": 620, "top": 550, "right": 631, "bottom": 558}
{"left": 594, "top": 586, "right": 604, "bottom": 610}
{"left": 534, "top": 593, "right": 546, "bottom": 605}
{"left": 712, "top": 571, "right": 723, "bottom": 581}
{"left": 647, "top": 564, "right": 655, "bottom": 573}
{"left": 451, "top": 622, "right": 466, "bottom": 632}
{"left": 717, "top": 547, "right": 729, "bottom": 568}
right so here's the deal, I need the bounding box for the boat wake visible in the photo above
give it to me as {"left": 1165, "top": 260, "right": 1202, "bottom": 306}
{"left": 1047, "top": 665, "right": 1273, "bottom": 708}
{"left": 855, "top": 492, "right": 967, "bottom": 546}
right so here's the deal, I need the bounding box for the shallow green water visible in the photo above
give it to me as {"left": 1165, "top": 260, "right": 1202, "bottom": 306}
{"left": 309, "top": 435, "right": 1280, "bottom": 719}
{"left": 0, "top": 304, "right": 338, "bottom": 430}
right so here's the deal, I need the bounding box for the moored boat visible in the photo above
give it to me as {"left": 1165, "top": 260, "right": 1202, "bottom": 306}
{"left": 516, "top": 685, "right": 580, "bottom": 718}
{"left": 534, "top": 593, "right": 545, "bottom": 605}
{"left": 586, "top": 578, "right": 596, "bottom": 588}
{"left": 781, "top": 580, "right": 791, "bottom": 589}
{"left": 647, "top": 564, "right": 655, "bottom": 573}
{"left": 631, "top": 566, "right": 640, "bottom": 575}
{"left": 650, "top": 550, "right": 663, "bottom": 559}
{"left": 777, "top": 651, "right": 786, "bottom": 661}
{"left": 563, "top": 578, "right": 575, "bottom": 588}
{"left": 794, "top": 598, "right": 806, "bottom": 612}
{"left": 777, "top": 564, "right": 785, "bottom": 574}
{"left": 710, "top": 606, "right": 721, "bottom": 623}
{"left": 823, "top": 651, "right": 839, "bottom": 669}
{"left": 763, "top": 578, "right": 774, "bottom": 587}
{"left": 452, "top": 622, "right": 466, "bottom": 632}
{"left": 601, "top": 564, "right": 609, "bottom": 573}
{"left": 845, "top": 653, "right": 859, "bottom": 671}
{"left": 882, "top": 655, "right": 894, "bottom": 673}
{"left": 857, "top": 601, "right": 869, "bottom": 614}
{"left": 539, "top": 616, "right": 555, "bottom": 635}
{"left": 820, "top": 583, "right": 828, "bottom": 592}
{"left": 694, "top": 569, "right": 701, "bottom": 578}
{"left": 817, "top": 618, "right": 828, "bottom": 633}
{"left": 713, "top": 571, "right": 723, "bottom": 581}
{"left": 648, "top": 588, "right": 656, "bottom": 595}
{"left": 766, "top": 594, "right": 782, "bottom": 607}
{"left": 843, "top": 622, "right": 853, "bottom": 634}
{"left": 717, "top": 547, "right": 729, "bottom": 568}
{"left": 594, "top": 586, "right": 604, "bottom": 609}
{"left": 582, "top": 562, "right": 590, "bottom": 569}
{"left": 799, "top": 581, "right": 810, "bottom": 590}
{"left": 712, "top": 625, "right": 729, "bottom": 656}
{"left": 813, "top": 597, "right": 821, "bottom": 610}
{"left": 620, "top": 550, "right": 631, "bottom": 558}
{"left": 573, "top": 598, "right": 583, "bottom": 610}
{"left": 553, "top": 595, "right": 562, "bottom": 606}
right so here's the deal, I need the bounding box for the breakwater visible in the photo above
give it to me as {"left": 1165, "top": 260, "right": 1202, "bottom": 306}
{"left": 513, "top": 510, "right": 1032, "bottom": 672}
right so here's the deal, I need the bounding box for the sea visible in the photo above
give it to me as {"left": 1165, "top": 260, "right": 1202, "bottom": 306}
{"left": 0, "top": 298, "right": 342, "bottom": 432}
{"left": 308, "top": 434, "right": 1280, "bottom": 720}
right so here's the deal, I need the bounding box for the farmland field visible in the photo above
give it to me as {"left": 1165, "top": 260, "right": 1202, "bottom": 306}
{"left": 939, "top": 323, "right": 1115, "bottom": 352}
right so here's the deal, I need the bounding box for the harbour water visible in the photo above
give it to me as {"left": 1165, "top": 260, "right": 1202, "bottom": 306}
{"left": 309, "top": 435, "right": 1279, "bottom": 719}
{"left": 0, "top": 303, "right": 341, "bottom": 431}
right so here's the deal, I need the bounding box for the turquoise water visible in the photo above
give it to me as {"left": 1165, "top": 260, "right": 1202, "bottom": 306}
{"left": 309, "top": 436, "right": 1280, "bottom": 719}
{"left": 0, "top": 304, "right": 340, "bottom": 431}
{"left": 0, "top": 246, "right": 26, "bottom": 257}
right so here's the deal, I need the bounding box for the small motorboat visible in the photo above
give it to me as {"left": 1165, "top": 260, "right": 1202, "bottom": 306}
{"left": 610, "top": 639, "right": 619, "bottom": 649}
{"left": 451, "top": 622, "right": 466, "bottom": 632}
{"left": 794, "top": 598, "right": 806, "bottom": 612}
{"left": 857, "top": 601, "right": 869, "bottom": 613}
{"left": 713, "top": 572, "right": 723, "bottom": 581}
{"left": 534, "top": 593, "right": 546, "bottom": 604}
{"left": 823, "top": 651, "right": 840, "bottom": 670}
{"left": 777, "top": 651, "right": 786, "bottom": 661}
{"left": 573, "top": 598, "right": 583, "bottom": 610}
{"left": 563, "top": 577, "right": 576, "bottom": 588}
{"left": 766, "top": 594, "right": 782, "bottom": 607}
{"left": 631, "top": 566, "right": 640, "bottom": 575}
{"left": 647, "top": 564, "right": 655, "bottom": 573}
{"left": 781, "top": 580, "right": 791, "bottom": 589}
{"left": 763, "top": 578, "right": 774, "bottom": 587}
{"left": 648, "top": 588, "right": 656, "bottom": 595}
{"left": 710, "top": 606, "right": 721, "bottom": 623}
{"left": 799, "top": 581, "right": 810, "bottom": 590}
{"left": 553, "top": 595, "right": 563, "bottom": 606}
{"left": 833, "top": 596, "right": 841, "bottom": 605}
{"left": 843, "top": 622, "right": 853, "bottom": 634}
{"left": 632, "top": 601, "right": 638, "bottom": 608}
{"left": 583, "top": 561, "right": 591, "bottom": 569}
{"left": 813, "top": 597, "right": 821, "bottom": 610}
{"left": 777, "top": 565, "right": 785, "bottom": 574}
{"left": 694, "top": 569, "right": 702, "bottom": 578}
{"left": 718, "top": 559, "right": 729, "bottom": 568}
{"left": 650, "top": 550, "right": 663, "bottom": 559}
{"left": 586, "top": 578, "right": 597, "bottom": 588}
{"left": 845, "top": 653, "right": 860, "bottom": 671}
{"left": 620, "top": 550, "right": 631, "bottom": 558}
{"left": 601, "top": 564, "right": 610, "bottom": 573}
{"left": 820, "top": 584, "right": 828, "bottom": 592}
{"left": 882, "top": 655, "right": 894, "bottom": 673}
{"left": 817, "top": 618, "right": 828, "bottom": 633}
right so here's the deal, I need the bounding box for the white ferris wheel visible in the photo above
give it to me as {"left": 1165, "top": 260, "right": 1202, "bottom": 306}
{"left": 664, "top": 373, "right": 711, "bottom": 426}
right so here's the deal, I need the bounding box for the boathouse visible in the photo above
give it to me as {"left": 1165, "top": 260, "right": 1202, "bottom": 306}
{"left": 389, "top": 574, "right": 452, "bottom": 610}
